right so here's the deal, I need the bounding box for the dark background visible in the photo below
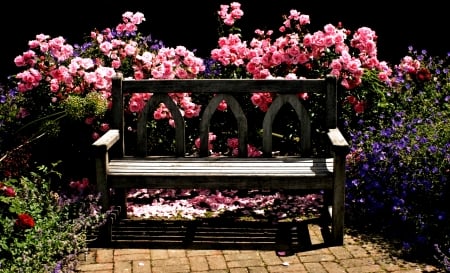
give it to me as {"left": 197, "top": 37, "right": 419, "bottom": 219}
{"left": 2, "top": 1, "right": 447, "bottom": 82}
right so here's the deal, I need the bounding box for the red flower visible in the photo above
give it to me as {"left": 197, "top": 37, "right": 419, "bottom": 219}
{"left": 297, "top": 92, "right": 309, "bottom": 100}
{"left": 0, "top": 184, "right": 16, "bottom": 197}
{"left": 353, "top": 100, "right": 366, "bottom": 114}
{"left": 4, "top": 186, "right": 16, "bottom": 197}
{"left": 15, "top": 213, "right": 35, "bottom": 229}
{"left": 416, "top": 67, "right": 432, "bottom": 82}
{"left": 346, "top": 95, "right": 357, "bottom": 105}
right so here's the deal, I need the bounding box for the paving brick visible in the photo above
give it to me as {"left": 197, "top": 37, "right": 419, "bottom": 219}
{"left": 78, "top": 270, "right": 112, "bottom": 273}
{"left": 150, "top": 249, "right": 170, "bottom": 260}
{"left": 391, "top": 268, "right": 428, "bottom": 273}
{"left": 296, "top": 248, "right": 332, "bottom": 257}
{"left": 151, "top": 264, "right": 191, "bottom": 273}
{"left": 152, "top": 256, "right": 189, "bottom": 267}
{"left": 321, "top": 261, "right": 346, "bottom": 273}
{"left": 247, "top": 266, "right": 269, "bottom": 273}
{"left": 303, "top": 262, "right": 328, "bottom": 273}
{"left": 187, "top": 249, "right": 222, "bottom": 257}
{"left": 339, "top": 257, "right": 376, "bottom": 268}
{"left": 267, "top": 263, "right": 308, "bottom": 272}
{"left": 77, "top": 250, "right": 96, "bottom": 264}
{"left": 189, "top": 256, "right": 209, "bottom": 271}
{"left": 345, "top": 244, "right": 371, "bottom": 258}
{"left": 222, "top": 250, "right": 242, "bottom": 255}
{"left": 167, "top": 249, "right": 187, "bottom": 258}
{"left": 278, "top": 255, "right": 301, "bottom": 265}
{"left": 132, "top": 260, "right": 151, "bottom": 273}
{"left": 227, "top": 259, "right": 265, "bottom": 268}
{"left": 258, "top": 251, "right": 282, "bottom": 265}
{"left": 224, "top": 251, "right": 261, "bottom": 261}
{"left": 77, "top": 262, "right": 113, "bottom": 272}
{"left": 96, "top": 249, "right": 114, "bottom": 263}
{"left": 328, "top": 246, "right": 353, "bottom": 259}
{"left": 197, "top": 270, "right": 228, "bottom": 273}
{"left": 207, "top": 254, "right": 228, "bottom": 270}
{"left": 346, "top": 264, "right": 383, "bottom": 273}
{"left": 116, "top": 253, "right": 151, "bottom": 262}
{"left": 298, "top": 253, "right": 336, "bottom": 263}
{"left": 114, "top": 261, "right": 132, "bottom": 273}
{"left": 374, "top": 258, "right": 407, "bottom": 271}
{"left": 229, "top": 268, "right": 251, "bottom": 273}
{"left": 114, "top": 249, "right": 151, "bottom": 256}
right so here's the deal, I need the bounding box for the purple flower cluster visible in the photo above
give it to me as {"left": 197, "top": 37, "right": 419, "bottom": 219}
{"left": 344, "top": 48, "right": 450, "bottom": 262}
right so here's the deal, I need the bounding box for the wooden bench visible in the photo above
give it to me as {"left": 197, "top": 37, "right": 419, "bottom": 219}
{"left": 92, "top": 74, "right": 349, "bottom": 246}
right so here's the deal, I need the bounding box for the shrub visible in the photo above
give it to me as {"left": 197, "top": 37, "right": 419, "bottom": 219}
{"left": 345, "top": 48, "right": 450, "bottom": 260}
{"left": 0, "top": 161, "right": 106, "bottom": 273}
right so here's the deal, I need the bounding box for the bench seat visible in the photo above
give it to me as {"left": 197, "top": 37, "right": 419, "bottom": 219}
{"left": 106, "top": 157, "right": 334, "bottom": 189}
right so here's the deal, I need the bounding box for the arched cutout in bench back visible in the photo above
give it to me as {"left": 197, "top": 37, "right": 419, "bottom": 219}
{"left": 137, "top": 93, "right": 185, "bottom": 157}
{"left": 262, "top": 94, "right": 311, "bottom": 157}
{"left": 199, "top": 94, "right": 248, "bottom": 157}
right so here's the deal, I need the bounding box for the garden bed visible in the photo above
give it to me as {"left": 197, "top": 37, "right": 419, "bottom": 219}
{"left": 124, "top": 188, "right": 324, "bottom": 222}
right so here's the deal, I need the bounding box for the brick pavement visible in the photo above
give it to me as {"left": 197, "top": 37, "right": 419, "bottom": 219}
{"left": 76, "top": 224, "right": 445, "bottom": 273}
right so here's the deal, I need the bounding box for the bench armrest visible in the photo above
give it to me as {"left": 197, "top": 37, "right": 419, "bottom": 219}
{"left": 92, "top": 129, "right": 120, "bottom": 212}
{"left": 327, "top": 128, "right": 350, "bottom": 155}
{"left": 92, "top": 129, "right": 120, "bottom": 151}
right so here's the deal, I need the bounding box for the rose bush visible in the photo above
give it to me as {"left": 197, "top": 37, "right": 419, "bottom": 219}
{"left": 5, "top": 2, "right": 393, "bottom": 162}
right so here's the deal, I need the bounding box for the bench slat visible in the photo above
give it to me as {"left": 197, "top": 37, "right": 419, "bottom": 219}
{"left": 108, "top": 176, "right": 333, "bottom": 190}
{"left": 107, "top": 158, "right": 333, "bottom": 175}
{"left": 108, "top": 160, "right": 332, "bottom": 173}
{"left": 106, "top": 158, "right": 334, "bottom": 190}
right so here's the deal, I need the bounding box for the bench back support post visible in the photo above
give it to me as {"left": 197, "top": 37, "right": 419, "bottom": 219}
{"left": 325, "top": 75, "right": 338, "bottom": 129}
{"left": 111, "top": 74, "right": 125, "bottom": 158}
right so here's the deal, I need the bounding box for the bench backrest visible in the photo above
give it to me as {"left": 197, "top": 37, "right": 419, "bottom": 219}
{"left": 110, "top": 74, "right": 338, "bottom": 158}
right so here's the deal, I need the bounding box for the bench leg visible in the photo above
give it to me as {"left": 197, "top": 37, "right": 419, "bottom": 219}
{"left": 95, "top": 154, "right": 110, "bottom": 213}
{"left": 113, "top": 188, "right": 127, "bottom": 219}
{"left": 97, "top": 179, "right": 110, "bottom": 213}
{"left": 331, "top": 153, "right": 346, "bottom": 245}
{"left": 331, "top": 191, "right": 344, "bottom": 245}
{"left": 96, "top": 214, "right": 113, "bottom": 247}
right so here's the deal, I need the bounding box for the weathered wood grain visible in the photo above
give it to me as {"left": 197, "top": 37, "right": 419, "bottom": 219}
{"left": 92, "top": 74, "right": 349, "bottom": 246}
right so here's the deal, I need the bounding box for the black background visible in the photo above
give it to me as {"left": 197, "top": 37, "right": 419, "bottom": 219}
{"left": 2, "top": 1, "right": 447, "bottom": 81}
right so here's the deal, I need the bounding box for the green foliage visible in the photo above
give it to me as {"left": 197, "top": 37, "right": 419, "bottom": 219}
{"left": 64, "top": 92, "right": 108, "bottom": 121}
{"left": 0, "top": 162, "right": 106, "bottom": 273}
